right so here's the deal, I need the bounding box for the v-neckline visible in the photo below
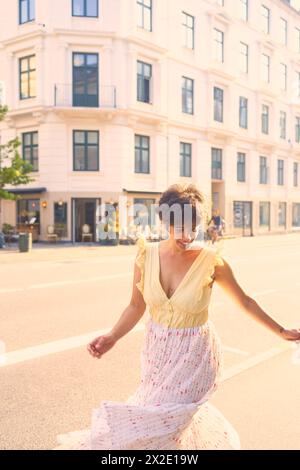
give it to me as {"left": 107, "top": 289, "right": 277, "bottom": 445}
{"left": 157, "top": 240, "right": 206, "bottom": 302}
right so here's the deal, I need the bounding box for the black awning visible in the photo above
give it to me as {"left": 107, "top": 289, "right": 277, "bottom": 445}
{"left": 122, "top": 188, "right": 162, "bottom": 195}
{"left": 6, "top": 187, "right": 47, "bottom": 195}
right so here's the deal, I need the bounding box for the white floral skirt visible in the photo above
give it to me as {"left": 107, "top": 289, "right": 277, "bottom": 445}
{"left": 55, "top": 317, "right": 241, "bottom": 450}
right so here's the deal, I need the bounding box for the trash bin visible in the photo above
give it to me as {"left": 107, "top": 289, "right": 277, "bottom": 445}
{"left": 18, "top": 232, "right": 32, "bottom": 252}
{"left": 0, "top": 232, "right": 5, "bottom": 249}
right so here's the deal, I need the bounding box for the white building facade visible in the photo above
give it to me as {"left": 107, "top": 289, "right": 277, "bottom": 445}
{"left": 1, "top": 0, "right": 300, "bottom": 241}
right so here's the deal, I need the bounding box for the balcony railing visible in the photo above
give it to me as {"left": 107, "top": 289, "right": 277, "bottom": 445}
{"left": 54, "top": 84, "right": 117, "bottom": 108}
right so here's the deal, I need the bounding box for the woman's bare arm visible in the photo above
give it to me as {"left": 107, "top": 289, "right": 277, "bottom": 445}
{"left": 109, "top": 259, "right": 147, "bottom": 342}
{"left": 214, "top": 258, "right": 300, "bottom": 342}
{"left": 87, "top": 255, "right": 146, "bottom": 358}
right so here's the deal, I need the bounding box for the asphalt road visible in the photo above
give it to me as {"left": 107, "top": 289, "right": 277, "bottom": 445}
{"left": 0, "top": 234, "right": 300, "bottom": 450}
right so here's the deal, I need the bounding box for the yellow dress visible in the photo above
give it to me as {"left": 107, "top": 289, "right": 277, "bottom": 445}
{"left": 55, "top": 238, "right": 241, "bottom": 450}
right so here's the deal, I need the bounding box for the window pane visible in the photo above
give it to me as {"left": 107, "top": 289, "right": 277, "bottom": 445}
{"left": 23, "top": 133, "right": 31, "bottom": 146}
{"left": 20, "top": 75, "right": 28, "bottom": 98}
{"left": 86, "top": 54, "right": 98, "bottom": 67}
{"left": 74, "top": 131, "right": 85, "bottom": 144}
{"left": 87, "top": 146, "right": 98, "bottom": 170}
{"left": 29, "top": 0, "right": 35, "bottom": 19}
{"left": 144, "top": 8, "right": 151, "bottom": 30}
{"left": 74, "top": 146, "right": 85, "bottom": 170}
{"left": 73, "top": 53, "right": 85, "bottom": 67}
{"left": 29, "top": 73, "right": 36, "bottom": 97}
{"left": 86, "top": 0, "right": 98, "bottom": 17}
{"left": 73, "top": 69, "right": 85, "bottom": 95}
{"left": 32, "top": 132, "right": 38, "bottom": 145}
{"left": 24, "top": 148, "right": 31, "bottom": 162}
{"left": 20, "top": 1, "right": 27, "bottom": 23}
{"left": 73, "top": 0, "right": 84, "bottom": 16}
{"left": 20, "top": 58, "right": 28, "bottom": 72}
{"left": 87, "top": 131, "right": 98, "bottom": 144}
{"left": 86, "top": 69, "right": 98, "bottom": 94}
{"left": 29, "top": 55, "right": 36, "bottom": 70}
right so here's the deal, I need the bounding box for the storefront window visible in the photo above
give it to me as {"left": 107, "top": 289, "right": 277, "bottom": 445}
{"left": 17, "top": 199, "right": 40, "bottom": 234}
{"left": 54, "top": 202, "right": 68, "bottom": 237}
{"left": 133, "top": 198, "right": 156, "bottom": 229}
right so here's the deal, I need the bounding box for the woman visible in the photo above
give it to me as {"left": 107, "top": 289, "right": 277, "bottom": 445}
{"left": 55, "top": 183, "right": 300, "bottom": 450}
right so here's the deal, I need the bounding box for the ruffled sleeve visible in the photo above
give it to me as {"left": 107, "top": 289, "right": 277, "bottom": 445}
{"left": 135, "top": 236, "right": 146, "bottom": 294}
{"left": 202, "top": 248, "right": 224, "bottom": 289}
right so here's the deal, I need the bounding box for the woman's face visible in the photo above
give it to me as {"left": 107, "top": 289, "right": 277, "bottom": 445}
{"left": 169, "top": 223, "right": 199, "bottom": 249}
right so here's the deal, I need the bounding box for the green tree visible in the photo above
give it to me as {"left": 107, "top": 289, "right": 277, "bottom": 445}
{"left": 0, "top": 105, "right": 35, "bottom": 201}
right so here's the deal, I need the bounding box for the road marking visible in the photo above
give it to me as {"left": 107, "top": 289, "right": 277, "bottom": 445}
{"left": 0, "top": 322, "right": 249, "bottom": 367}
{"left": 0, "top": 273, "right": 130, "bottom": 293}
{"left": 0, "top": 323, "right": 146, "bottom": 367}
{"left": 221, "top": 342, "right": 292, "bottom": 382}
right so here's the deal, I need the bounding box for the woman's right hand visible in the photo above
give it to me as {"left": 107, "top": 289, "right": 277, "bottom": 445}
{"left": 87, "top": 333, "right": 117, "bottom": 359}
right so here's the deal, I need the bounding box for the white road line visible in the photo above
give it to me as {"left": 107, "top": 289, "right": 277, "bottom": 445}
{"left": 0, "top": 323, "right": 146, "bottom": 367}
{"left": 221, "top": 342, "right": 292, "bottom": 382}
{"left": 0, "top": 322, "right": 249, "bottom": 367}
{"left": 0, "top": 273, "right": 130, "bottom": 293}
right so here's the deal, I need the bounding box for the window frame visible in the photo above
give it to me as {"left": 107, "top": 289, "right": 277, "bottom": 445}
{"left": 22, "top": 131, "right": 38, "bottom": 172}
{"left": 135, "top": 134, "right": 150, "bottom": 174}
{"left": 19, "top": 0, "right": 35, "bottom": 25}
{"left": 72, "top": 0, "right": 99, "bottom": 18}
{"left": 73, "top": 130, "right": 100, "bottom": 172}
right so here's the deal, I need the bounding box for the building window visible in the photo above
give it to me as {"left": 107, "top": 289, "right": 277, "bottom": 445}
{"left": 280, "top": 17, "right": 287, "bottom": 46}
{"left": 239, "top": 96, "right": 248, "bottom": 128}
{"left": 295, "top": 27, "right": 300, "bottom": 54}
{"left": 239, "top": 42, "right": 249, "bottom": 74}
{"left": 294, "top": 162, "right": 298, "bottom": 187}
{"left": 182, "top": 12, "right": 195, "bottom": 49}
{"left": 213, "top": 87, "right": 223, "bottom": 122}
{"left": 17, "top": 199, "right": 40, "bottom": 234}
{"left": 280, "top": 111, "right": 286, "bottom": 140}
{"left": 73, "top": 130, "right": 99, "bottom": 171}
{"left": 277, "top": 159, "right": 284, "bottom": 185}
{"left": 182, "top": 77, "right": 194, "bottom": 114}
{"left": 73, "top": 53, "right": 98, "bottom": 107}
{"left": 211, "top": 148, "right": 222, "bottom": 180}
{"left": 19, "top": 55, "right": 36, "bottom": 100}
{"left": 180, "top": 142, "right": 192, "bottom": 177}
{"left": 239, "top": 0, "right": 248, "bottom": 21}
{"left": 135, "top": 134, "right": 150, "bottom": 174}
{"left": 22, "top": 131, "right": 38, "bottom": 172}
{"left": 295, "top": 117, "right": 300, "bottom": 143}
{"left": 280, "top": 63, "right": 287, "bottom": 91}
{"left": 261, "top": 53, "right": 270, "bottom": 83}
{"left": 259, "top": 156, "right": 268, "bottom": 184}
{"left": 137, "top": 60, "right": 152, "bottom": 103}
{"left": 259, "top": 201, "right": 270, "bottom": 227}
{"left": 72, "top": 0, "right": 98, "bottom": 17}
{"left": 137, "top": 0, "right": 152, "bottom": 31}
{"left": 261, "top": 5, "right": 270, "bottom": 34}
{"left": 213, "top": 28, "right": 224, "bottom": 63}
{"left": 278, "top": 202, "right": 286, "bottom": 227}
{"left": 261, "top": 104, "right": 269, "bottom": 134}
{"left": 54, "top": 202, "right": 68, "bottom": 237}
{"left": 19, "top": 0, "right": 35, "bottom": 24}
{"left": 133, "top": 198, "right": 156, "bottom": 228}
{"left": 292, "top": 203, "right": 300, "bottom": 227}
{"left": 239, "top": 45, "right": 249, "bottom": 75}
{"left": 237, "top": 152, "right": 246, "bottom": 182}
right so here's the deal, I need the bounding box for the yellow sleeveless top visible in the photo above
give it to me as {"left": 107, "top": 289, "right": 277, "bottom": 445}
{"left": 135, "top": 238, "right": 224, "bottom": 329}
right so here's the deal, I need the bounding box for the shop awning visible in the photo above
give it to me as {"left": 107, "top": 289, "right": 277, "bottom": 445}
{"left": 122, "top": 188, "right": 162, "bottom": 195}
{"left": 6, "top": 187, "right": 47, "bottom": 195}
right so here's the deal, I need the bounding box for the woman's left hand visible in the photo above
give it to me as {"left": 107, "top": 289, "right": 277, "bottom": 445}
{"left": 281, "top": 328, "right": 300, "bottom": 341}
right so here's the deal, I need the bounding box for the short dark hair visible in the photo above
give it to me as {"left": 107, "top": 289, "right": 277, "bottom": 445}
{"left": 156, "top": 183, "right": 206, "bottom": 229}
